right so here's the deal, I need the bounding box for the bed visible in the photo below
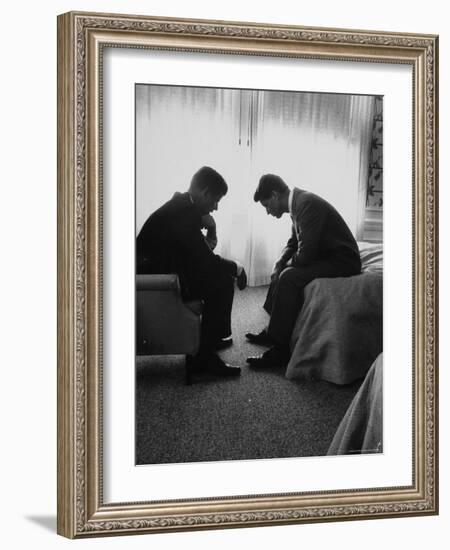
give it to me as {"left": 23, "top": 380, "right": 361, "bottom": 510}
{"left": 285, "top": 242, "right": 383, "bottom": 385}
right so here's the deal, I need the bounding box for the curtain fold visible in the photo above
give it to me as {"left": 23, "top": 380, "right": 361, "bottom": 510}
{"left": 136, "top": 85, "right": 374, "bottom": 286}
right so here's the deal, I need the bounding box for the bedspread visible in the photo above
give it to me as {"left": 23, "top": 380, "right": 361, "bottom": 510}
{"left": 327, "top": 353, "right": 383, "bottom": 455}
{"left": 285, "top": 243, "right": 383, "bottom": 385}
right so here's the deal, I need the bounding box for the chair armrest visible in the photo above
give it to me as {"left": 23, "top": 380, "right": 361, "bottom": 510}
{"left": 136, "top": 273, "right": 202, "bottom": 356}
{"left": 136, "top": 274, "right": 180, "bottom": 292}
{"left": 184, "top": 300, "right": 203, "bottom": 316}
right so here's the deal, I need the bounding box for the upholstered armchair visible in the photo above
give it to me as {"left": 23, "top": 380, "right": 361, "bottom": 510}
{"left": 136, "top": 274, "right": 202, "bottom": 383}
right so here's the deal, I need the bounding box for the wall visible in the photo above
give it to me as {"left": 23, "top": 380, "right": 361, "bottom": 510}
{"left": 0, "top": 0, "right": 447, "bottom": 548}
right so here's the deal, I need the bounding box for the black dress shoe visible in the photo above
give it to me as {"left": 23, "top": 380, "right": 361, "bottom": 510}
{"left": 246, "top": 346, "right": 289, "bottom": 369}
{"left": 208, "top": 355, "right": 241, "bottom": 377}
{"left": 212, "top": 336, "right": 233, "bottom": 351}
{"left": 245, "top": 329, "right": 273, "bottom": 347}
{"left": 190, "top": 352, "right": 241, "bottom": 377}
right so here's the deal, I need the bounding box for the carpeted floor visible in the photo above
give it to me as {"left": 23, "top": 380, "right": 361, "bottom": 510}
{"left": 136, "top": 285, "right": 361, "bottom": 465}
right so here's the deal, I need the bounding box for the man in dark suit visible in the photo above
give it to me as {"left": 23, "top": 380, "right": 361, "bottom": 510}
{"left": 246, "top": 174, "right": 361, "bottom": 369}
{"left": 137, "top": 166, "right": 247, "bottom": 377}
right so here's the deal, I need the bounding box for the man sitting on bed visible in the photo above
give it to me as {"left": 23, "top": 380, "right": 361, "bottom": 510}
{"left": 137, "top": 166, "right": 247, "bottom": 377}
{"left": 246, "top": 174, "right": 361, "bottom": 369}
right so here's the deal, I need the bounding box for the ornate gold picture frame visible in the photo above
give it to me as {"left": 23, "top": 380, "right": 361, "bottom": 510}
{"left": 57, "top": 11, "right": 438, "bottom": 538}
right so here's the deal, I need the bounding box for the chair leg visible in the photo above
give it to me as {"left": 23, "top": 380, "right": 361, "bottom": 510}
{"left": 185, "top": 355, "right": 194, "bottom": 385}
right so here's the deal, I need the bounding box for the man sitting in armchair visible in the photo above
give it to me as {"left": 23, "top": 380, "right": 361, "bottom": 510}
{"left": 137, "top": 166, "right": 247, "bottom": 377}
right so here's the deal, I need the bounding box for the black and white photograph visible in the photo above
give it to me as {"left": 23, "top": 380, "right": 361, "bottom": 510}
{"left": 135, "top": 83, "right": 383, "bottom": 466}
{"left": 2, "top": 0, "right": 442, "bottom": 544}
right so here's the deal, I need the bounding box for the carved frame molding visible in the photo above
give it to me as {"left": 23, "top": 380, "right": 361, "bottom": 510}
{"left": 57, "top": 11, "right": 438, "bottom": 538}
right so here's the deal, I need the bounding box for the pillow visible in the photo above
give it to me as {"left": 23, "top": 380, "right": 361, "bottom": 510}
{"left": 358, "top": 241, "right": 383, "bottom": 274}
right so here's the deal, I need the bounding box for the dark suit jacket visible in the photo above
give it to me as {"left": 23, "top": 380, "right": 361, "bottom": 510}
{"left": 137, "top": 192, "right": 237, "bottom": 298}
{"left": 278, "top": 187, "right": 361, "bottom": 271}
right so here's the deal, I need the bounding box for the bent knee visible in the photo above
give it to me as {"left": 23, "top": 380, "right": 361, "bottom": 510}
{"left": 277, "top": 266, "right": 314, "bottom": 289}
{"left": 278, "top": 267, "right": 298, "bottom": 284}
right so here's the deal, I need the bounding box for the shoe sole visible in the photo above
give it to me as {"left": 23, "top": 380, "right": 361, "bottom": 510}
{"left": 213, "top": 340, "right": 234, "bottom": 351}
{"left": 245, "top": 335, "right": 273, "bottom": 347}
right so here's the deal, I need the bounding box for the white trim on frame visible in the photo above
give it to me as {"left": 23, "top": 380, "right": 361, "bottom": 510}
{"left": 102, "top": 46, "right": 412, "bottom": 503}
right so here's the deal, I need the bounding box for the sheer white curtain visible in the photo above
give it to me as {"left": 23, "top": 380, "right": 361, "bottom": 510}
{"left": 136, "top": 85, "right": 244, "bottom": 232}
{"left": 248, "top": 91, "right": 374, "bottom": 284}
{"left": 136, "top": 85, "right": 374, "bottom": 286}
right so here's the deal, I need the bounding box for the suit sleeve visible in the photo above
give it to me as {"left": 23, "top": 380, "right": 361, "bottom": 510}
{"left": 201, "top": 214, "right": 218, "bottom": 250}
{"left": 174, "top": 217, "right": 237, "bottom": 288}
{"left": 276, "top": 224, "right": 297, "bottom": 267}
{"left": 290, "top": 199, "right": 327, "bottom": 266}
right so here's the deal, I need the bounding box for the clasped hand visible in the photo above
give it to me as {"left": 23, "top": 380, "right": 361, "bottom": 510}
{"left": 270, "top": 263, "right": 284, "bottom": 283}
{"left": 201, "top": 214, "right": 218, "bottom": 250}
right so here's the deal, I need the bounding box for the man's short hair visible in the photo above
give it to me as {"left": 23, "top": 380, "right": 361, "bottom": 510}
{"left": 190, "top": 166, "right": 228, "bottom": 196}
{"left": 253, "top": 174, "right": 289, "bottom": 202}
